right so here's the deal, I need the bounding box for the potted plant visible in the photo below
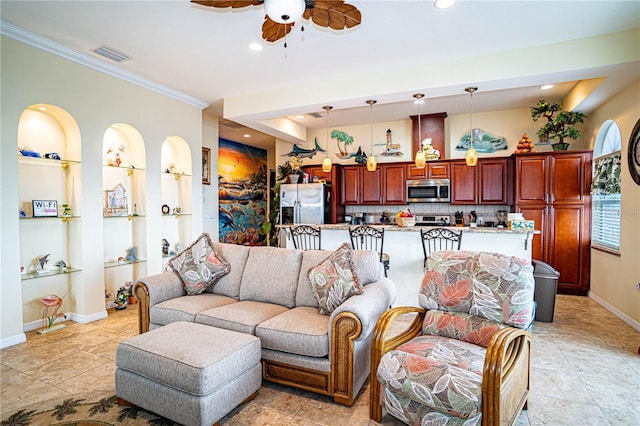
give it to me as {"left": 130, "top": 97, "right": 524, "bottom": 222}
{"left": 278, "top": 156, "right": 303, "bottom": 183}
{"left": 530, "top": 100, "right": 586, "bottom": 150}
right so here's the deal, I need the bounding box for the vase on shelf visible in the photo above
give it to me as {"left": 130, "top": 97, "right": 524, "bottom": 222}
{"left": 288, "top": 174, "right": 300, "bottom": 184}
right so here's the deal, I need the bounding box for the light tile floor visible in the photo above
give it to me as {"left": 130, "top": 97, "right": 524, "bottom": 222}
{"left": 1, "top": 295, "right": 639, "bottom": 425}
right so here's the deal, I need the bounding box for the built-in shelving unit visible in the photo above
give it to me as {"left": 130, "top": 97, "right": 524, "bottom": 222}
{"left": 160, "top": 136, "right": 192, "bottom": 266}
{"left": 17, "top": 104, "right": 83, "bottom": 326}
{"left": 102, "top": 123, "right": 147, "bottom": 299}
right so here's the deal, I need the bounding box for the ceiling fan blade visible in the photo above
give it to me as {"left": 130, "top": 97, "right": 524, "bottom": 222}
{"left": 262, "top": 17, "right": 295, "bottom": 42}
{"left": 306, "top": 1, "right": 361, "bottom": 30}
{"left": 191, "top": 0, "right": 263, "bottom": 9}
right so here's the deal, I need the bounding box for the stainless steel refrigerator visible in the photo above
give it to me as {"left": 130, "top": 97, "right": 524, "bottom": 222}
{"left": 279, "top": 183, "right": 331, "bottom": 225}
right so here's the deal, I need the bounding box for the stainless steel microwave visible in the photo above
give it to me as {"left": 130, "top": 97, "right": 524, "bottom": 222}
{"left": 406, "top": 179, "right": 451, "bottom": 203}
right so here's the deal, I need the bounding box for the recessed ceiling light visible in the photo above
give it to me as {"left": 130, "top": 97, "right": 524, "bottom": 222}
{"left": 296, "top": 115, "right": 305, "bottom": 119}
{"left": 243, "top": 134, "right": 251, "bottom": 138}
{"left": 541, "top": 84, "right": 554, "bottom": 90}
{"left": 248, "top": 42, "right": 263, "bottom": 52}
{"left": 434, "top": 0, "right": 456, "bottom": 9}
{"left": 37, "top": 106, "right": 47, "bottom": 111}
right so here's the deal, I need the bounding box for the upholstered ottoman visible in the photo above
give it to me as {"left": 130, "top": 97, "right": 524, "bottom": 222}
{"left": 115, "top": 321, "right": 261, "bottom": 426}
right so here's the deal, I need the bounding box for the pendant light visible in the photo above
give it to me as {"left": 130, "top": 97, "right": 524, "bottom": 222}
{"left": 322, "top": 105, "right": 333, "bottom": 173}
{"left": 413, "top": 93, "right": 426, "bottom": 169}
{"left": 366, "top": 99, "right": 377, "bottom": 172}
{"left": 465, "top": 86, "right": 478, "bottom": 166}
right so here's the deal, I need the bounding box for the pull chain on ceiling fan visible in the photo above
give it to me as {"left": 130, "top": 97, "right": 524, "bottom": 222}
{"left": 192, "top": 0, "right": 362, "bottom": 45}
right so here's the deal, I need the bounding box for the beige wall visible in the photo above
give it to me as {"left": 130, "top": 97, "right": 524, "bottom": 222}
{"left": 586, "top": 78, "right": 640, "bottom": 327}
{"left": 1, "top": 37, "right": 203, "bottom": 347}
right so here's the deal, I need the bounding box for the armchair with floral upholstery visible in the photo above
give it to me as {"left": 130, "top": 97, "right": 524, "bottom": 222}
{"left": 370, "top": 250, "right": 535, "bottom": 426}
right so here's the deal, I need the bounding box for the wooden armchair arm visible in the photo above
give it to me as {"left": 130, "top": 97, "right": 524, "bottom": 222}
{"left": 369, "top": 306, "right": 426, "bottom": 422}
{"left": 482, "top": 327, "right": 532, "bottom": 426}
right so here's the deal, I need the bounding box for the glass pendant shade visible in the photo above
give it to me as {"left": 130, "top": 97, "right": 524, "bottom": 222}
{"left": 322, "top": 156, "right": 332, "bottom": 172}
{"left": 415, "top": 150, "right": 427, "bottom": 169}
{"left": 465, "top": 86, "right": 478, "bottom": 167}
{"left": 366, "top": 99, "right": 377, "bottom": 172}
{"left": 465, "top": 147, "right": 478, "bottom": 166}
{"left": 413, "top": 93, "right": 426, "bottom": 169}
{"left": 322, "top": 105, "right": 333, "bottom": 172}
{"left": 264, "top": 0, "right": 305, "bottom": 24}
{"left": 367, "top": 155, "right": 377, "bottom": 171}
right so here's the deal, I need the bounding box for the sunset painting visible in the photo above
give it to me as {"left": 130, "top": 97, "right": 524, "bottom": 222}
{"left": 218, "top": 138, "right": 268, "bottom": 246}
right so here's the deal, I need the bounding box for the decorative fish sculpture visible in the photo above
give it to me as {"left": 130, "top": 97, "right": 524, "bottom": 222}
{"left": 281, "top": 138, "right": 326, "bottom": 159}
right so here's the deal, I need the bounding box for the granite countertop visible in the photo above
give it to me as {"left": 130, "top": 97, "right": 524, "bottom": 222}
{"left": 278, "top": 223, "right": 540, "bottom": 234}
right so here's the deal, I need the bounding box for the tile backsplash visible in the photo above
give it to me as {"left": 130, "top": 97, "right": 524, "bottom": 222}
{"left": 345, "top": 204, "right": 511, "bottom": 223}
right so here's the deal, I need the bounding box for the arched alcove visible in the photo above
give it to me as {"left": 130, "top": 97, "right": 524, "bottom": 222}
{"left": 17, "top": 103, "right": 82, "bottom": 329}
{"left": 102, "top": 123, "right": 147, "bottom": 306}
{"left": 160, "top": 136, "right": 193, "bottom": 262}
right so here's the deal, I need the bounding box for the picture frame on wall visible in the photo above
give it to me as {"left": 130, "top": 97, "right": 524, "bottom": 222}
{"left": 202, "top": 147, "right": 211, "bottom": 185}
{"left": 32, "top": 200, "right": 58, "bottom": 217}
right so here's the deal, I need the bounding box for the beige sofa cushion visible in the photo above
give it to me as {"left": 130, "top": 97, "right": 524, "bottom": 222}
{"left": 256, "top": 307, "right": 330, "bottom": 358}
{"left": 195, "top": 300, "right": 288, "bottom": 335}
{"left": 208, "top": 242, "right": 251, "bottom": 299}
{"left": 151, "top": 294, "right": 238, "bottom": 326}
{"left": 239, "top": 247, "right": 302, "bottom": 308}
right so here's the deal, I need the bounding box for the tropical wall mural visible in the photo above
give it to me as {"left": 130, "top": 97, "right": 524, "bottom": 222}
{"left": 218, "top": 138, "right": 267, "bottom": 246}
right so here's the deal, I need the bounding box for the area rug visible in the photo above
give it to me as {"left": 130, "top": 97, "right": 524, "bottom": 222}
{"left": 0, "top": 391, "right": 179, "bottom": 426}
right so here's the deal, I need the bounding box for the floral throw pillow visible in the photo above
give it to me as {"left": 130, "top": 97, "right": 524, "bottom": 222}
{"left": 169, "top": 233, "right": 230, "bottom": 295}
{"left": 309, "top": 243, "right": 363, "bottom": 315}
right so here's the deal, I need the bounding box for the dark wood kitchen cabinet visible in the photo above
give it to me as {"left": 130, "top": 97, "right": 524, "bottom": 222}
{"left": 341, "top": 163, "right": 405, "bottom": 205}
{"left": 406, "top": 161, "right": 450, "bottom": 180}
{"left": 450, "top": 158, "right": 512, "bottom": 205}
{"left": 515, "top": 151, "right": 592, "bottom": 294}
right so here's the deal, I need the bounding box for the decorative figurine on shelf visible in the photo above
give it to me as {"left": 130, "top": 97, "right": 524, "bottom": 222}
{"left": 55, "top": 260, "right": 67, "bottom": 270}
{"left": 19, "top": 207, "right": 26, "bottom": 218}
{"left": 61, "top": 204, "right": 72, "bottom": 217}
{"left": 35, "top": 254, "right": 50, "bottom": 274}
{"left": 133, "top": 203, "right": 139, "bottom": 216}
{"left": 115, "top": 287, "right": 128, "bottom": 310}
{"left": 162, "top": 239, "right": 170, "bottom": 256}
{"left": 19, "top": 147, "right": 41, "bottom": 158}
{"left": 380, "top": 211, "right": 391, "bottom": 225}
{"left": 37, "top": 295, "right": 66, "bottom": 334}
{"left": 126, "top": 246, "right": 137, "bottom": 262}
{"left": 172, "top": 206, "right": 182, "bottom": 215}
{"left": 44, "top": 152, "right": 61, "bottom": 160}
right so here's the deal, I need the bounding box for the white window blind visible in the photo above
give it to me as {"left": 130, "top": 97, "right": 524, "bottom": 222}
{"left": 592, "top": 193, "right": 620, "bottom": 250}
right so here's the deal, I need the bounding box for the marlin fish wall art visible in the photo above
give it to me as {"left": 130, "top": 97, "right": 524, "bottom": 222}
{"left": 281, "top": 137, "right": 326, "bottom": 159}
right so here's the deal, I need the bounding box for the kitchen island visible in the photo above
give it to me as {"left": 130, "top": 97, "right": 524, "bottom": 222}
{"left": 279, "top": 224, "right": 538, "bottom": 306}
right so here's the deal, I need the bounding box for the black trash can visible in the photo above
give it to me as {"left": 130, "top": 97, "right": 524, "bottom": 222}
{"left": 532, "top": 260, "right": 560, "bottom": 322}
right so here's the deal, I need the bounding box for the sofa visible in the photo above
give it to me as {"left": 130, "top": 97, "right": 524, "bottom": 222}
{"left": 134, "top": 241, "right": 396, "bottom": 406}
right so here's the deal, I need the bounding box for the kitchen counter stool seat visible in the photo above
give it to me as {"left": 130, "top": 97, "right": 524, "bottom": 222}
{"left": 349, "top": 225, "right": 389, "bottom": 277}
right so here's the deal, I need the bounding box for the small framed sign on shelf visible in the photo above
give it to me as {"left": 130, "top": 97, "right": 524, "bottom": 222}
{"left": 32, "top": 200, "right": 58, "bottom": 217}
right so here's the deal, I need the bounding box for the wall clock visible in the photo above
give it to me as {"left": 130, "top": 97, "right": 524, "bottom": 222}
{"left": 629, "top": 118, "right": 640, "bottom": 186}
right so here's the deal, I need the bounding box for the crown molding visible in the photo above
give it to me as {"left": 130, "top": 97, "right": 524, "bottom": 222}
{"left": 1, "top": 20, "right": 209, "bottom": 109}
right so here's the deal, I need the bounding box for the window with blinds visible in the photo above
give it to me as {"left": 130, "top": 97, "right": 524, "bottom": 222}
{"left": 592, "top": 194, "right": 620, "bottom": 250}
{"left": 591, "top": 120, "right": 621, "bottom": 253}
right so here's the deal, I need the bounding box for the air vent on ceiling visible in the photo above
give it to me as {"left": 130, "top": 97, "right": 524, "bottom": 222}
{"left": 309, "top": 112, "right": 323, "bottom": 118}
{"left": 92, "top": 45, "right": 131, "bottom": 63}
{"left": 220, "top": 120, "right": 245, "bottom": 129}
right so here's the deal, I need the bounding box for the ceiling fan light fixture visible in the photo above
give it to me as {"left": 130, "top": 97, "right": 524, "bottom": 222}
{"left": 264, "top": 0, "right": 305, "bottom": 24}
{"left": 434, "top": 0, "right": 456, "bottom": 9}
{"left": 248, "top": 42, "right": 264, "bottom": 52}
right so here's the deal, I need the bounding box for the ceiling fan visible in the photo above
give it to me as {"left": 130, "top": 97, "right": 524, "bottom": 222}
{"left": 191, "top": 0, "right": 362, "bottom": 43}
